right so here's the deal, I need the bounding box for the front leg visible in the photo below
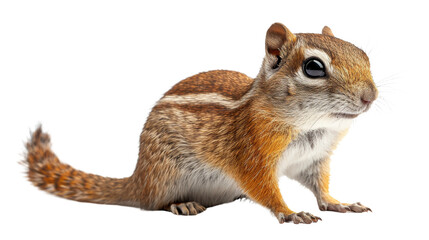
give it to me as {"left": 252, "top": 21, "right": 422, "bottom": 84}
{"left": 294, "top": 158, "right": 372, "bottom": 213}
{"left": 234, "top": 167, "right": 321, "bottom": 224}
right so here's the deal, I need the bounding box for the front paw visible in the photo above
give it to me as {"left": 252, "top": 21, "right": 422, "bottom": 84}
{"left": 319, "top": 202, "right": 372, "bottom": 213}
{"left": 277, "top": 211, "right": 322, "bottom": 224}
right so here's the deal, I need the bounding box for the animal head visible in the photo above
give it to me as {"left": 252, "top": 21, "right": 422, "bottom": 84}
{"left": 256, "top": 23, "right": 378, "bottom": 130}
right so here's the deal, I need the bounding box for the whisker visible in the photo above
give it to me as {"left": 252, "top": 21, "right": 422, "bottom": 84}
{"left": 374, "top": 96, "right": 393, "bottom": 111}
{"left": 375, "top": 74, "right": 400, "bottom": 90}
{"left": 308, "top": 112, "right": 326, "bottom": 130}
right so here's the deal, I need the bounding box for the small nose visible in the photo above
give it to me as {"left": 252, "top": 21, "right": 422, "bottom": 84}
{"left": 360, "top": 87, "right": 377, "bottom": 105}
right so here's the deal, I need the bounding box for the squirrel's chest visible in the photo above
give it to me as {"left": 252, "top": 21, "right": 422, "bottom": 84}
{"left": 277, "top": 129, "right": 340, "bottom": 178}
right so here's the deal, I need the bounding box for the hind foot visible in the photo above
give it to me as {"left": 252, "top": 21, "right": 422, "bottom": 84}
{"left": 167, "top": 202, "right": 206, "bottom": 215}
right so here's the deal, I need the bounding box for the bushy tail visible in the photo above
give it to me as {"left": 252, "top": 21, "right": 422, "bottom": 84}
{"left": 24, "top": 126, "right": 138, "bottom": 207}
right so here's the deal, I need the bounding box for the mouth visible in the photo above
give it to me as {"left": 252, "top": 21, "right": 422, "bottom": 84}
{"left": 331, "top": 112, "right": 360, "bottom": 119}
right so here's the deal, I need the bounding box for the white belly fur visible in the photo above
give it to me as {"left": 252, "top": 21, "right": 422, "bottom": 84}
{"left": 277, "top": 129, "right": 341, "bottom": 179}
{"left": 175, "top": 160, "right": 243, "bottom": 207}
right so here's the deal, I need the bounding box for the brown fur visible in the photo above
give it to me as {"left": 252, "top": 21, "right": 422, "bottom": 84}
{"left": 165, "top": 70, "right": 253, "bottom": 100}
{"left": 24, "top": 22, "right": 376, "bottom": 224}
{"left": 25, "top": 127, "right": 139, "bottom": 207}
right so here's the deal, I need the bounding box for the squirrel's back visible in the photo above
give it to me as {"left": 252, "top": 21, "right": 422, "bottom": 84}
{"left": 165, "top": 70, "right": 254, "bottom": 100}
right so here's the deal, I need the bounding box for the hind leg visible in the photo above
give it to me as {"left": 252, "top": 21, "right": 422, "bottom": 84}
{"left": 165, "top": 202, "right": 206, "bottom": 215}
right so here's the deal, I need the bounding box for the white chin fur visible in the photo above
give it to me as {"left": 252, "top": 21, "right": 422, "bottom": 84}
{"left": 297, "top": 114, "right": 353, "bottom": 132}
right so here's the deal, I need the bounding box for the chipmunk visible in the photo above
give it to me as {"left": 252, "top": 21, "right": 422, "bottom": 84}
{"left": 24, "top": 23, "right": 377, "bottom": 224}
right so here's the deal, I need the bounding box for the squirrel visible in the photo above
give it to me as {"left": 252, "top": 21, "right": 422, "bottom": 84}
{"left": 24, "top": 23, "right": 377, "bottom": 224}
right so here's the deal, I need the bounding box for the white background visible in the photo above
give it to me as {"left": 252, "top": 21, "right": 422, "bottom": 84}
{"left": 1, "top": 0, "right": 428, "bottom": 239}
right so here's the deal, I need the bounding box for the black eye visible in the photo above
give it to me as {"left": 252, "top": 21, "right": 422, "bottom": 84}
{"left": 303, "top": 57, "right": 326, "bottom": 78}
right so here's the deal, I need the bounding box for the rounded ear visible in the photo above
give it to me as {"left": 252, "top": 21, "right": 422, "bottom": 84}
{"left": 265, "top": 23, "right": 296, "bottom": 57}
{"left": 322, "top": 26, "right": 334, "bottom": 37}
